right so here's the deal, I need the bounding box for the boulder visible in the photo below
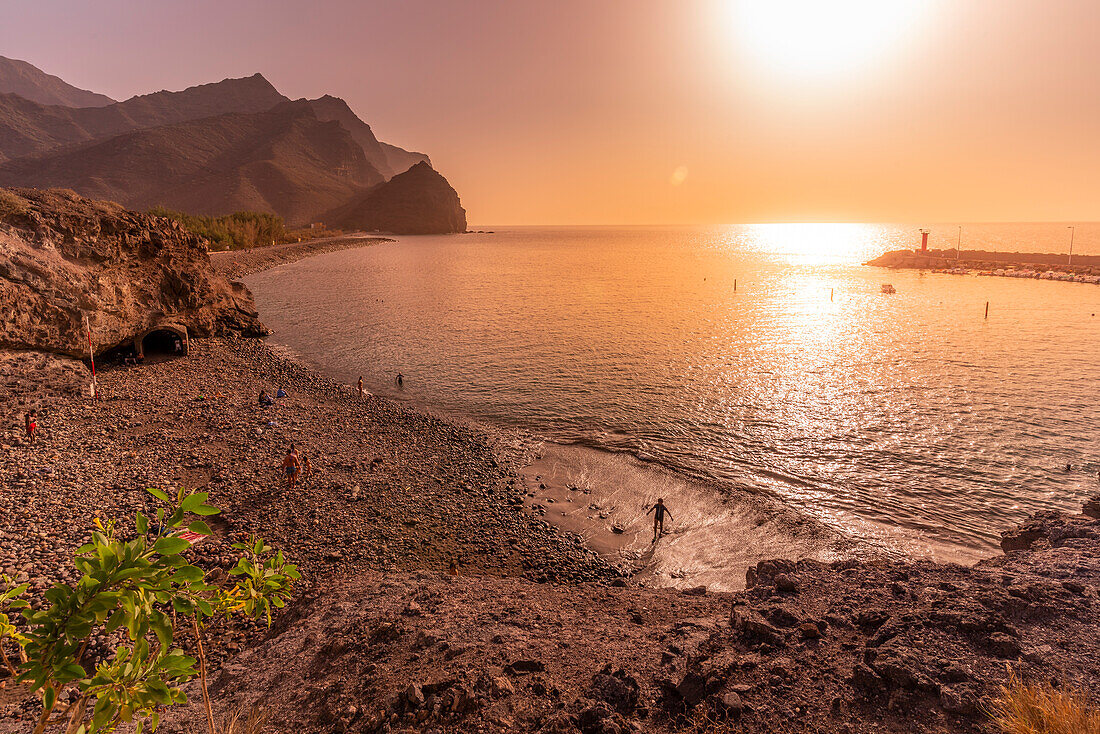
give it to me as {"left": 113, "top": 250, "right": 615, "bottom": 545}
{"left": 588, "top": 666, "right": 639, "bottom": 714}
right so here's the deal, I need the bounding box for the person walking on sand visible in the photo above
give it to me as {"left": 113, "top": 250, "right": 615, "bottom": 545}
{"left": 300, "top": 451, "right": 314, "bottom": 480}
{"left": 281, "top": 445, "right": 302, "bottom": 489}
{"left": 646, "top": 498, "right": 673, "bottom": 542}
{"left": 357, "top": 376, "right": 364, "bottom": 398}
{"left": 24, "top": 411, "right": 37, "bottom": 445}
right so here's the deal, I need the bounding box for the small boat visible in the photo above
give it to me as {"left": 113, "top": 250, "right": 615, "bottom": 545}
{"left": 881, "top": 284, "right": 896, "bottom": 294}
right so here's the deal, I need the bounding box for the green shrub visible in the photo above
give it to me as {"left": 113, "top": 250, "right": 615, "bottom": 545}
{"left": 0, "top": 488, "right": 299, "bottom": 734}
{"left": 148, "top": 208, "right": 287, "bottom": 252}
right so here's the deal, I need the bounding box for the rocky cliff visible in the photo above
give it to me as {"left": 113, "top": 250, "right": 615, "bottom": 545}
{"left": 324, "top": 162, "right": 467, "bottom": 234}
{"left": 0, "top": 187, "right": 264, "bottom": 359}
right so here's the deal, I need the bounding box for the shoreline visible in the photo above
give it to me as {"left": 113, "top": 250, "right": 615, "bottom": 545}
{"left": 208, "top": 233, "right": 394, "bottom": 280}
{"left": 3, "top": 235, "right": 1100, "bottom": 732}
{"left": 233, "top": 240, "right": 980, "bottom": 588}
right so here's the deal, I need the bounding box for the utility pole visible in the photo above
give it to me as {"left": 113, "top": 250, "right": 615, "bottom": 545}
{"left": 1067, "top": 225, "right": 1075, "bottom": 267}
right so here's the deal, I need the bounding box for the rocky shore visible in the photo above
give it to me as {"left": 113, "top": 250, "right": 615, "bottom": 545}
{"left": 866, "top": 248, "right": 1100, "bottom": 280}
{"left": 1, "top": 228, "right": 1098, "bottom": 733}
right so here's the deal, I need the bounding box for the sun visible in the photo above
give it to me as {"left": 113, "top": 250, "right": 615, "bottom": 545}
{"left": 727, "top": 0, "right": 935, "bottom": 80}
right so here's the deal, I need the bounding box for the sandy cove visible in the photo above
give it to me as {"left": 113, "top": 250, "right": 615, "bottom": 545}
{"left": 1, "top": 238, "right": 1099, "bottom": 733}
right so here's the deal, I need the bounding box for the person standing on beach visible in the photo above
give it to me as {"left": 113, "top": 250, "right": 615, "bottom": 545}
{"left": 24, "top": 411, "right": 37, "bottom": 445}
{"left": 281, "top": 445, "right": 302, "bottom": 489}
{"left": 358, "top": 376, "right": 364, "bottom": 398}
{"left": 646, "top": 498, "right": 673, "bottom": 542}
{"left": 396, "top": 373, "right": 404, "bottom": 388}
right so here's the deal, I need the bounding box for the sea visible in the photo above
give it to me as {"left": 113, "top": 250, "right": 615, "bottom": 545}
{"left": 244, "top": 224, "right": 1100, "bottom": 588}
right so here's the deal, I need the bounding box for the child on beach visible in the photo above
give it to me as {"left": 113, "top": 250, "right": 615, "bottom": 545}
{"left": 358, "top": 377, "right": 364, "bottom": 398}
{"left": 281, "top": 445, "right": 302, "bottom": 489}
{"left": 300, "top": 451, "right": 314, "bottom": 480}
{"left": 646, "top": 498, "right": 673, "bottom": 542}
{"left": 259, "top": 390, "right": 274, "bottom": 406}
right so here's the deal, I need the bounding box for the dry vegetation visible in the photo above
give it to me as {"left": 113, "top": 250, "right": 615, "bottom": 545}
{"left": 0, "top": 189, "right": 27, "bottom": 220}
{"left": 988, "top": 671, "right": 1100, "bottom": 734}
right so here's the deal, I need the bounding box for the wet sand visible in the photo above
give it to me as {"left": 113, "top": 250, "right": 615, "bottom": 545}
{"left": 517, "top": 440, "right": 864, "bottom": 591}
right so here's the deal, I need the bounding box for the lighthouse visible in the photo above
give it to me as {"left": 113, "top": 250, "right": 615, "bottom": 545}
{"left": 919, "top": 229, "right": 930, "bottom": 253}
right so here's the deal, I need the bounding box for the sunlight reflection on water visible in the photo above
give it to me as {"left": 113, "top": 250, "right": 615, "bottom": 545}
{"left": 247, "top": 225, "right": 1100, "bottom": 564}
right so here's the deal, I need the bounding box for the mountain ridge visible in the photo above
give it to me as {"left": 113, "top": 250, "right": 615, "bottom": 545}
{"left": 0, "top": 55, "right": 116, "bottom": 108}
{"left": 0, "top": 101, "right": 387, "bottom": 224}
{"left": 0, "top": 58, "right": 465, "bottom": 234}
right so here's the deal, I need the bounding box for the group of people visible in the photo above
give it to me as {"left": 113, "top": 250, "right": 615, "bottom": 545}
{"left": 280, "top": 444, "right": 314, "bottom": 488}
{"left": 258, "top": 386, "right": 288, "bottom": 406}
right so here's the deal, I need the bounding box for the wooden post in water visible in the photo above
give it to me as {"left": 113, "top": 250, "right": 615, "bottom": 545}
{"left": 734, "top": 279, "right": 737, "bottom": 292}
{"left": 985, "top": 301, "right": 989, "bottom": 319}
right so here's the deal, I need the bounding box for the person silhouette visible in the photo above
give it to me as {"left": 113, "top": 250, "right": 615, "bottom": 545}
{"left": 646, "top": 498, "right": 674, "bottom": 542}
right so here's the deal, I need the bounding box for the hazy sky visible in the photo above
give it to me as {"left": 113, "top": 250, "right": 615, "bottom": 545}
{"left": 3, "top": 0, "right": 1099, "bottom": 225}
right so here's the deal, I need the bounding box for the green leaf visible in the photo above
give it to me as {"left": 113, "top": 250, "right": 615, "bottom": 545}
{"left": 173, "top": 566, "right": 204, "bottom": 583}
{"left": 180, "top": 493, "right": 208, "bottom": 514}
{"left": 186, "top": 521, "right": 212, "bottom": 536}
{"left": 153, "top": 537, "right": 190, "bottom": 556}
{"left": 61, "top": 662, "right": 87, "bottom": 680}
{"left": 192, "top": 505, "right": 220, "bottom": 516}
{"left": 145, "top": 487, "right": 170, "bottom": 502}
{"left": 43, "top": 686, "right": 56, "bottom": 713}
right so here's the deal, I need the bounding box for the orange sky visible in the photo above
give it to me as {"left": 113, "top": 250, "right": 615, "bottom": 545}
{"left": 3, "top": 0, "right": 1100, "bottom": 225}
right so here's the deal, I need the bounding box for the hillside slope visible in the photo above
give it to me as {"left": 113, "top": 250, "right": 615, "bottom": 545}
{"left": 0, "top": 55, "right": 115, "bottom": 108}
{"left": 324, "top": 161, "right": 466, "bottom": 234}
{"left": 0, "top": 74, "right": 286, "bottom": 162}
{"left": 0, "top": 102, "right": 386, "bottom": 224}
{"left": 307, "top": 95, "right": 396, "bottom": 179}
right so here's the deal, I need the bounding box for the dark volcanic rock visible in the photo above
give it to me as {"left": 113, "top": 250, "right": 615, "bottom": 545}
{"left": 323, "top": 161, "right": 467, "bottom": 234}
{"left": 0, "top": 188, "right": 264, "bottom": 357}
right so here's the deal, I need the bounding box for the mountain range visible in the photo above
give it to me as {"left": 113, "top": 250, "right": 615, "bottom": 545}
{"left": 0, "top": 57, "right": 464, "bottom": 233}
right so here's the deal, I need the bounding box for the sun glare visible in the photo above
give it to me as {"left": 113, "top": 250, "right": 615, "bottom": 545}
{"left": 727, "top": 0, "right": 935, "bottom": 80}
{"left": 744, "top": 223, "right": 882, "bottom": 264}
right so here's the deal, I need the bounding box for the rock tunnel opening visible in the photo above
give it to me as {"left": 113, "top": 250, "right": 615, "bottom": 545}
{"left": 136, "top": 325, "right": 188, "bottom": 361}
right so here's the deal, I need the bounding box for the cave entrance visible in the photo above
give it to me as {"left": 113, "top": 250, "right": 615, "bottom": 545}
{"left": 135, "top": 324, "right": 188, "bottom": 361}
